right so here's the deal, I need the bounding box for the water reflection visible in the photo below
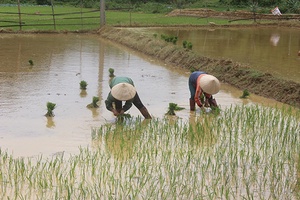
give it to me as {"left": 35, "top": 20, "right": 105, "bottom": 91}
{"left": 270, "top": 33, "right": 280, "bottom": 46}
{"left": 46, "top": 117, "right": 55, "bottom": 128}
{"left": 147, "top": 27, "right": 300, "bottom": 83}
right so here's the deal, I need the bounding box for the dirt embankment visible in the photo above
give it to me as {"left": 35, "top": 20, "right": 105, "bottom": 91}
{"left": 168, "top": 9, "right": 300, "bottom": 22}
{"left": 98, "top": 26, "right": 300, "bottom": 108}
{"left": 168, "top": 9, "right": 300, "bottom": 29}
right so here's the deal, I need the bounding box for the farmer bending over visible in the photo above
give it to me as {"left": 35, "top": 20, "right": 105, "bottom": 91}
{"left": 188, "top": 71, "right": 220, "bottom": 111}
{"left": 105, "top": 77, "right": 152, "bottom": 119}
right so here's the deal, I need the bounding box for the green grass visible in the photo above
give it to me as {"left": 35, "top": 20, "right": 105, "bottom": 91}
{"left": 1, "top": 105, "right": 299, "bottom": 199}
{"left": 0, "top": 5, "right": 258, "bottom": 31}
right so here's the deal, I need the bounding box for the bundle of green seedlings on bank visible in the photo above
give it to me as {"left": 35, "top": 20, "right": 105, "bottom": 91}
{"left": 160, "top": 34, "right": 177, "bottom": 44}
{"left": 240, "top": 89, "right": 250, "bottom": 98}
{"left": 183, "top": 40, "right": 193, "bottom": 50}
{"left": 45, "top": 102, "right": 56, "bottom": 117}
{"left": 108, "top": 68, "right": 115, "bottom": 77}
{"left": 87, "top": 96, "right": 99, "bottom": 108}
{"left": 79, "top": 80, "right": 88, "bottom": 90}
{"left": 165, "top": 102, "right": 184, "bottom": 115}
{"left": 1, "top": 105, "right": 299, "bottom": 199}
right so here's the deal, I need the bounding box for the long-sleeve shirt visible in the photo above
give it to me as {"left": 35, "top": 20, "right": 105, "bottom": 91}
{"left": 105, "top": 77, "right": 135, "bottom": 112}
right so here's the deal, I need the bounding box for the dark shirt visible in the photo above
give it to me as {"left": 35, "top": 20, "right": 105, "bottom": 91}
{"left": 105, "top": 77, "right": 135, "bottom": 112}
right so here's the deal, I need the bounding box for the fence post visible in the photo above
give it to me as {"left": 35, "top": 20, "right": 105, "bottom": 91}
{"left": 17, "top": 0, "right": 22, "bottom": 31}
{"left": 51, "top": 0, "right": 56, "bottom": 30}
{"left": 100, "top": 0, "right": 106, "bottom": 28}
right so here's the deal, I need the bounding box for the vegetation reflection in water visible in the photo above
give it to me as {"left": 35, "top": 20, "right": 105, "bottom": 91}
{"left": 0, "top": 105, "right": 299, "bottom": 199}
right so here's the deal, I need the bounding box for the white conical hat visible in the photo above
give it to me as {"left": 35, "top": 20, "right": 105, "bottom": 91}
{"left": 111, "top": 83, "right": 136, "bottom": 101}
{"left": 199, "top": 75, "right": 220, "bottom": 95}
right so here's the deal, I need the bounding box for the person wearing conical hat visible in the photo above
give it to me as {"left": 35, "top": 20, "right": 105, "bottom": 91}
{"left": 105, "top": 77, "right": 152, "bottom": 119}
{"left": 188, "top": 71, "right": 220, "bottom": 111}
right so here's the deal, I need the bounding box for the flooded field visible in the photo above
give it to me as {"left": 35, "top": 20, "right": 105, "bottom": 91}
{"left": 0, "top": 32, "right": 292, "bottom": 157}
{"left": 0, "top": 31, "right": 299, "bottom": 199}
{"left": 146, "top": 27, "right": 300, "bottom": 83}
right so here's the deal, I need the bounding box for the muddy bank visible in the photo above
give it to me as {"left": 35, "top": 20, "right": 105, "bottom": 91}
{"left": 98, "top": 26, "right": 300, "bottom": 108}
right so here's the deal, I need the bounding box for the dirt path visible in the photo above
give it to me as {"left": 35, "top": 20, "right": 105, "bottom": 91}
{"left": 98, "top": 25, "right": 300, "bottom": 108}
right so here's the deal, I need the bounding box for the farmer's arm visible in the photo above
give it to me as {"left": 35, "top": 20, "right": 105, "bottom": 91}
{"left": 122, "top": 101, "right": 133, "bottom": 112}
{"left": 105, "top": 93, "right": 114, "bottom": 111}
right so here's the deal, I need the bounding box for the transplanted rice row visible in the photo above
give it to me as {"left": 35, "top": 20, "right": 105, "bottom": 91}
{"left": 0, "top": 105, "right": 299, "bottom": 199}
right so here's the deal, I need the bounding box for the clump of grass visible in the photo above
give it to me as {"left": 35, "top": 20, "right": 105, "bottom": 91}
{"left": 87, "top": 96, "right": 99, "bottom": 108}
{"left": 45, "top": 102, "right": 56, "bottom": 117}
{"left": 240, "top": 89, "right": 250, "bottom": 98}
{"left": 109, "top": 68, "right": 115, "bottom": 77}
{"left": 161, "top": 34, "right": 177, "bottom": 44}
{"left": 80, "top": 80, "right": 88, "bottom": 90}
{"left": 166, "top": 102, "right": 184, "bottom": 115}
{"left": 183, "top": 40, "right": 193, "bottom": 50}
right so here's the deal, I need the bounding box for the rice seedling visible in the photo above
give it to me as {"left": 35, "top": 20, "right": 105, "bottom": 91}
{"left": 240, "top": 89, "right": 250, "bottom": 98}
{"left": 165, "top": 103, "right": 184, "bottom": 115}
{"left": 116, "top": 113, "right": 132, "bottom": 122}
{"left": 183, "top": 41, "right": 193, "bottom": 50}
{"left": 187, "top": 42, "right": 193, "bottom": 50}
{"left": 28, "top": 59, "right": 34, "bottom": 66}
{"left": 80, "top": 80, "right": 88, "bottom": 90}
{"left": 160, "top": 34, "right": 177, "bottom": 44}
{"left": 86, "top": 96, "right": 99, "bottom": 108}
{"left": 1, "top": 105, "right": 299, "bottom": 199}
{"left": 108, "top": 68, "right": 115, "bottom": 77}
{"left": 45, "top": 102, "right": 56, "bottom": 117}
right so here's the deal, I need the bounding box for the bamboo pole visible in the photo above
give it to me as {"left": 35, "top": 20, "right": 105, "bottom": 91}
{"left": 51, "top": 0, "right": 56, "bottom": 30}
{"left": 17, "top": 0, "right": 22, "bottom": 31}
{"left": 100, "top": 0, "right": 106, "bottom": 28}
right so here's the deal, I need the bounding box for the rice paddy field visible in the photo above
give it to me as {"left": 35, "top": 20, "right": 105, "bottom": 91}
{"left": 1, "top": 4, "right": 300, "bottom": 200}
{"left": 1, "top": 105, "right": 299, "bottom": 199}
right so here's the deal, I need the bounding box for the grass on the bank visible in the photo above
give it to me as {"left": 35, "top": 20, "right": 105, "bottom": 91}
{"left": 0, "top": 5, "right": 258, "bottom": 31}
{"left": 0, "top": 105, "right": 299, "bottom": 199}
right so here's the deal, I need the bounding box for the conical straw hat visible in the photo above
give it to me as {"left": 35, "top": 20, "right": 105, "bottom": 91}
{"left": 111, "top": 83, "right": 136, "bottom": 101}
{"left": 199, "top": 75, "right": 220, "bottom": 95}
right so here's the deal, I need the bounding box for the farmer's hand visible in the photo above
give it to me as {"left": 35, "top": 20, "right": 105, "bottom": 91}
{"left": 112, "top": 109, "right": 120, "bottom": 116}
{"left": 119, "top": 109, "right": 125, "bottom": 115}
{"left": 195, "top": 98, "right": 202, "bottom": 108}
{"left": 208, "top": 97, "right": 218, "bottom": 108}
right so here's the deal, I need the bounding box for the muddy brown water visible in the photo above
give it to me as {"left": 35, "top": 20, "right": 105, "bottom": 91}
{"left": 0, "top": 33, "right": 285, "bottom": 157}
{"left": 145, "top": 27, "right": 300, "bottom": 83}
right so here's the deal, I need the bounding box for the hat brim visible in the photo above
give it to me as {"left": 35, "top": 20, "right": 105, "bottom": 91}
{"left": 111, "top": 83, "right": 136, "bottom": 101}
{"left": 199, "top": 75, "right": 220, "bottom": 95}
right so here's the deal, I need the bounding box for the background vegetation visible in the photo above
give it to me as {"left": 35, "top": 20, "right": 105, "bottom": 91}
{"left": 0, "top": 0, "right": 299, "bottom": 14}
